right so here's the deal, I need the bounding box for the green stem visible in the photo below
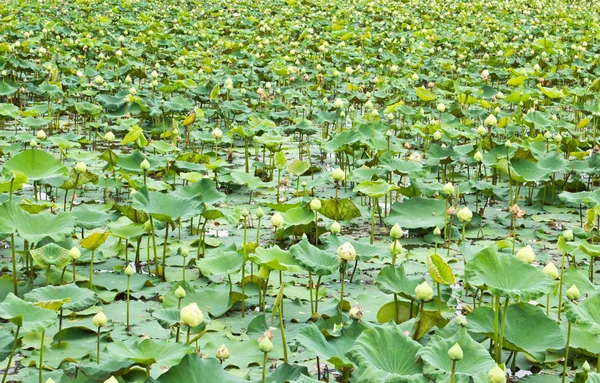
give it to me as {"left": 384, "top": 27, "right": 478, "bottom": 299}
{"left": 339, "top": 261, "right": 346, "bottom": 313}
{"left": 493, "top": 295, "right": 500, "bottom": 360}
{"left": 309, "top": 272, "right": 314, "bottom": 316}
{"left": 450, "top": 360, "right": 457, "bottom": 383}
{"left": 562, "top": 321, "right": 572, "bottom": 383}
{"left": 39, "top": 330, "right": 45, "bottom": 383}
{"left": 262, "top": 352, "right": 268, "bottom": 383}
{"left": 69, "top": 174, "right": 80, "bottom": 211}
{"left": 58, "top": 309, "right": 63, "bottom": 347}
{"left": 11, "top": 233, "right": 17, "bottom": 295}
{"left": 496, "top": 297, "right": 510, "bottom": 363}
{"left": 161, "top": 224, "right": 169, "bottom": 281}
{"left": 412, "top": 301, "right": 425, "bottom": 340}
{"left": 96, "top": 327, "right": 101, "bottom": 364}
{"left": 126, "top": 275, "right": 131, "bottom": 328}
{"left": 1, "top": 326, "right": 20, "bottom": 383}
{"left": 370, "top": 198, "right": 377, "bottom": 244}
{"left": 89, "top": 249, "right": 95, "bottom": 289}
{"left": 242, "top": 217, "right": 247, "bottom": 317}
{"left": 278, "top": 280, "right": 288, "bottom": 363}
{"left": 559, "top": 246, "right": 567, "bottom": 320}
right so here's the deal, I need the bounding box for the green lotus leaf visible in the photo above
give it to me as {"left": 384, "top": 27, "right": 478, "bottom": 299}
{"left": 0, "top": 201, "right": 74, "bottom": 243}
{"left": 133, "top": 186, "right": 204, "bottom": 222}
{"left": 384, "top": 197, "right": 447, "bottom": 229}
{"left": 376, "top": 264, "right": 424, "bottom": 300}
{"left": 196, "top": 249, "right": 243, "bottom": 277}
{"left": 250, "top": 245, "right": 302, "bottom": 272}
{"left": 152, "top": 308, "right": 181, "bottom": 329}
{"left": 80, "top": 231, "right": 109, "bottom": 250}
{"left": 289, "top": 238, "right": 339, "bottom": 276}
{"left": 427, "top": 254, "right": 456, "bottom": 285}
{"left": 3, "top": 149, "right": 68, "bottom": 181}
{"left": 107, "top": 338, "right": 191, "bottom": 368}
{"left": 0, "top": 293, "right": 56, "bottom": 333}
{"left": 318, "top": 198, "right": 361, "bottom": 221}
{"left": 347, "top": 324, "right": 428, "bottom": 383}
{"left": 149, "top": 354, "right": 244, "bottom": 383}
{"left": 353, "top": 179, "right": 400, "bottom": 199}
{"left": 24, "top": 284, "right": 98, "bottom": 312}
{"left": 30, "top": 243, "right": 71, "bottom": 268}
{"left": 565, "top": 293, "right": 600, "bottom": 334}
{"left": 321, "top": 234, "right": 388, "bottom": 260}
{"left": 73, "top": 204, "right": 120, "bottom": 230}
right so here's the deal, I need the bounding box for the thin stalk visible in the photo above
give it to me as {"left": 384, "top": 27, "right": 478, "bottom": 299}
{"left": 558, "top": 245, "right": 567, "bottom": 320}
{"left": 496, "top": 297, "right": 510, "bottom": 363}
{"left": 89, "top": 249, "right": 95, "bottom": 289}
{"left": 1, "top": 326, "right": 20, "bottom": 383}
{"left": 126, "top": 274, "right": 131, "bottom": 329}
{"left": 96, "top": 327, "right": 101, "bottom": 363}
{"left": 241, "top": 216, "right": 248, "bottom": 317}
{"left": 69, "top": 174, "right": 80, "bottom": 211}
{"left": 11, "top": 233, "right": 17, "bottom": 295}
{"left": 562, "top": 321, "right": 572, "bottom": 383}
{"left": 450, "top": 360, "right": 457, "bottom": 383}
{"left": 161, "top": 224, "right": 169, "bottom": 281}
{"left": 262, "top": 352, "right": 268, "bottom": 383}
{"left": 339, "top": 261, "right": 346, "bottom": 313}
{"left": 39, "top": 330, "right": 45, "bottom": 383}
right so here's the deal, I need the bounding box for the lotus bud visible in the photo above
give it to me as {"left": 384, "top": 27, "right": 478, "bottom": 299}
{"left": 457, "top": 207, "right": 473, "bottom": 222}
{"left": 447, "top": 206, "right": 456, "bottom": 216}
{"left": 181, "top": 247, "right": 189, "bottom": 257}
{"left": 180, "top": 303, "right": 203, "bottom": 327}
{"left": 433, "top": 131, "right": 443, "bottom": 141}
{"left": 543, "top": 131, "right": 552, "bottom": 140}
{"left": 29, "top": 139, "right": 37, "bottom": 147}
{"left": 333, "top": 98, "right": 344, "bottom": 109}
{"left": 567, "top": 285, "right": 580, "bottom": 301}
{"left": 385, "top": 129, "right": 393, "bottom": 137}
{"left": 175, "top": 286, "right": 186, "bottom": 299}
{"left": 443, "top": 182, "right": 455, "bottom": 196}
{"left": 436, "top": 103, "right": 446, "bottom": 113}
{"left": 36, "top": 129, "right": 46, "bottom": 140}
{"left": 75, "top": 161, "right": 87, "bottom": 174}
{"left": 124, "top": 264, "right": 134, "bottom": 276}
{"left": 258, "top": 336, "right": 273, "bottom": 353}
{"left": 92, "top": 311, "right": 107, "bottom": 327}
{"left": 241, "top": 208, "right": 249, "bottom": 218}
{"left": 448, "top": 343, "right": 463, "bottom": 361}
{"left": 69, "top": 246, "right": 81, "bottom": 260}
{"left": 433, "top": 226, "right": 441, "bottom": 236}
{"left": 543, "top": 262, "right": 559, "bottom": 280}
{"left": 415, "top": 281, "right": 433, "bottom": 301}
{"left": 455, "top": 314, "right": 468, "bottom": 327}
{"left": 389, "top": 240, "right": 402, "bottom": 255}
{"left": 477, "top": 126, "right": 487, "bottom": 135}
{"left": 337, "top": 242, "right": 356, "bottom": 262}
{"left": 583, "top": 361, "right": 591, "bottom": 372}
{"left": 104, "top": 131, "right": 115, "bottom": 142}
{"left": 516, "top": 245, "right": 535, "bottom": 264}
{"left": 332, "top": 167, "right": 345, "bottom": 182}
{"left": 555, "top": 134, "right": 563, "bottom": 142}
{"left": 310, "top": 198, "right": 322, "bottom": 211}
{"left": 349, "top": 304, "right": 364, "bottom": 321}
{"left": 45, "top": 379, "right": 57, "bottom": 383}
{"left": 140, "top": 159, "right": 150, "bottom": 170}
{"left": 390, "top": 223, "right": 403, "bottom": 239}
{"left": 487, "top": 365, "right": 506, "bottom": 383}
{"left": 301, "top": 181, "right": 307, "bottom": 188}
{"left": 563, "top": 229, "right": 573, "bottom": 241}
{"left": 216, "top": 344, "right": 230, "bottom": 362}
{"left": 271, "top": 213, "right": 284, "bottom": 228}
{"left": 330, "top": 221, "right": 341, "bottom": 234}
{"left": 211, "top": 127, "right": 223, "bottom": 140}
{"left": 258, "top": 265, "right": 270, "bottom": 280}
{"left": 473, "top": 151, "right": 483, "bottom": 162}
{"left": 94, "top": 75, "right": 104, "bottom": 84}
{"left": 256, "top": 206, "right": 265, "bottom": 218}
{"left": 505, "top": 140, "right": 512, "bottom": 148}
{"left": 484, "top": 114, "right": 497, "bottom": 126}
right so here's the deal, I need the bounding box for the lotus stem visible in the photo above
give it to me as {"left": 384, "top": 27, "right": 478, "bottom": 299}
{"left": 126, "top": 274, "right": 131, "bottom": 329}
{"left": 69, "top": 173, "right": 80, "bottom": 211}
{"left": 262, "top": 352, "right": 268, "bottom": 383}
{"left": 496, "top": 297, "right": 510, "bottom": 363}
{"left": 1, "top": 325, "right": 20, "bottom": 383}
{"left": 89, "top": 249, "right": 95, "bottom": 289}
{"left": 562, "top": 321, "right": 572, "bottom": 383}
{"left": 370, "top": 198, "right": 377, "bottom": 244}
{"left": 412, "top": 301, "right": 425, "bottom": 340}
{"left": 339, "top": 261, "right": 347, "bottom": 314}
{"left": 161, "top": 224, "right": 169, "bottom": 281}
{"left": 149, "top": 217, "right": 159, "bottom": 273}
{"left": 278, "top": 273, "right": 288, "bottom": 363}
{"left": 72, "top": 259, "right": 76, "bottom": 283}
{"left": 39, "top": 330, "right": 45, "bottom": 383}
{"left": 315, "top": 275, "right": 322, "bottom": 314}
{"left": 450, "top": 360, "right": 457, "bottom": 383}
{"left": 437, "top": 283, "right": 442, "bottom": 312}
{"left": 558, "top": 245, "right": 567, "bottom": 320}
{"left": 241, "top": 216, "right": 248, "bottom": 317}
{"left": 58, "top": 308, "right": 63, "bottom": 347}
{"left": 314, "top": 211, "right": 318, "bottom": 246}
{"left": 493, "top": 295, "right": 499, "bottom": 360}
{"left": 11, "top": 233, "right": 17, "bottom": 295}
{"left": 308, "top": 272, "right": 314, "bottom": 316}
{"left": 96, "top": 326, "right": 101, "bottom": 363}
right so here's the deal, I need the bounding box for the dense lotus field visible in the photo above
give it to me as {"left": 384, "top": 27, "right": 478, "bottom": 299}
{"left": 2, "top": 0, "right": 600, "bottom": 382}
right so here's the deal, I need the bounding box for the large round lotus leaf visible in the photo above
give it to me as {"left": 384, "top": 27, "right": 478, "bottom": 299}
{"left": 118, "top": 150, "right": 161, "bottom": 173}
{"left": 174, "top": 178, "right": 225, "bottom": 204}
{"left": 196, "top": 249, "right": 243, "bottom": 277}
{"left": 464, "top": 247, "right": 554, "bottom": 301}
{"left": 132, "top": 186, "right": 204, "bottom": 222}
{"left": 250, "top": 245, "right": 302, "bottom": 272}
{"left": 24, "top": 284, "right": 98, "bottom": 312}
{"left": 73, "top": 204, "right": 120, "bottom": 230}
{"left": 0, "top": 201, "right": 74, "bottom": 243}
{"left": 376, "top": 264, "right": 424, "bottom": 300}
{"left": 347, "top": 324, "right": 428, "bottom": 383}
{"left": 564, "top": 293, "right": 600, "bottom": 334}
{"left": 384, "top": 197, "right": 447, "bottom": 229}
{"left": 318, "top": 198, "right": 361, "bottom": 222}
{"left": 107, "top": 338, "right": 191, "bottom": 368}
{"left": 0, "top": 293, "right": 56, "bottom": 333}
{"left": 152, "top": 308, "right": 181, "bottom": 329}
{"left": 467, "top": 302, "right": 565, "bottom": 363}
{"left": 510, "top": 159, "right": 551, "bottom": 182}
{"left": 30, "top": 243, "right": 71, "bottom": 268}
{"left": 418, "top": 327, "right": 495, "bottom": 383}
{"left": 150, "top": 354, "right": 244, "bottom": 383}
{"left": 3, "top": 149, "right": 68, "bottom": 181}
{"left": 353, "top": 179, "right": 400, "bottom": 199}
{"left": 0, "top": 103, "right": 19, "bottom": 119}
{"left": 289, "top": 238, "right": 339, "bottom": 276}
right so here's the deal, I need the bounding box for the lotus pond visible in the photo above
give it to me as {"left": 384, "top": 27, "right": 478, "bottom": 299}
{"left": 1, "top": 0, "right": 600, "bottom": 382}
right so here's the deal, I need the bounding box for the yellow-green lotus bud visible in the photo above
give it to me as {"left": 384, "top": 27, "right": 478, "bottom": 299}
{"left": 333, "top": 98, "right": 344, "bottom": 109}
{"left": 180, "top": 302, "right": 203, "bottom": 327}
{"left": 74, "top": 162, "right": 86, "bottom": 174}
{"left": 349, "top": 304, "right": 364, "bottom": 320}
{"left": 487, "top": 365, "right": 505, "bottom": 383}
{"left": 211, "top": 127, "right": 223, "bottom": 140}
{"left": 433, "top": 226, "right": 441, "bottom": 236}
{"left": 385, "top": 129, "right": 393, "bottom": 137}
{"left": 259, "top": 336, "right": 273, "bottom": 353}
{"left": 310, "top": 198, "right": 322, "bottom": 211}
{"left": 390, "top": 223, "right": 403, "bottom": 239}
{"left": 175, "top": 286, "right": 186, "bottom": 299}
{"left": 140, "top": 159, "right": 150, "bottom": 171}
{"left": 455, "top": 314, "right": 468, "bottom": 327}
{"left": 389, "top": 240, "right": 402, "bottom": 255}
{"left": 415, "top": 281, "right": 433, "bottom": 301}
{"left": 69, "top": 246, "right": 81, "bottom": 260}
{"left": 241, "top": 208, "right": 249, "bottom": 218}
{"left": 543, "top": 262, "right": 559, "bottom": 280}
{"left": 301, "top": 181, "right": 307, "bottom": 188}
{"left": 443, "top": 182, "right": 455, "bottom": 196}
{"left": 484, "top": 114, "right": 497, "bottom": 127}
{"left": 473, "top": 151, "right": 483, "bottom": 162}
{"left": 563, "top": 229, "right": 573, "bottom": 241}
{"left": 93, "top": 311, "right": 107, "bottom": 327}
{"left": 436, "top": 103, "right": 446, "bottom": 113}
{"left": 216, "top": 344, "right": 230, "bottom": 362}
{"left": 477, "top": 126, "right": 487, "bottom": 135}
{"left": 94, "top": 75, "right": 104, "bottom": 84}
{"left": 448, "top": 343, "right": 463, "bottom": 361}
{"left": 104, "top": 377, "right": 118, "bottom": 383}
{"left": 271, "top": 213, "right": 284, "bottom": 228}
{"left": 36, "top": 129, "right": 46, "bottom": 140}
{"left": 457, "top": 207, "right": 473, "bottom": 223}
{"left": 516, "top": 245, "right": 535, "bottom": 264}
{"left": 181, "top": 247, "right": 189, "bottom": 257}
{"left": 330, "top": 221, "right": 341, "bottom": 234}
{"left": 124, "top": 264, "right": 134, "bottom": 276}
{"left": 29, "top": 139, "right": 37, "bottom": 147}
{"left": 433, "top": 131, "right": 443, "bottom": 141}
{"left": 583, "top": 360, "right": 591, "bottom": 372}
{"left": 505, "top": 140, "right": 512, "bottom": 148}
{"left": 544, "top": 131, "right": 552, "bottom": 140}
{"left": 555, "top": 134, "right": 563, "bottom": 142}
{"left": 332, "top": 167, "right": 345, "bottom": 182}
{"left": 256, "top": 206, "right": 264, "bottom": 218}
{"left": 567, "top": 285, "right": 580, "bottom": 301}
{"left": 258, "top": 265, "right": 270, "bottom": 280}
{"left": 104, "top": 131, "right": 115, "bottom": 142}
{"left": 337, "top": 242, "right": 356, "bottom": 262}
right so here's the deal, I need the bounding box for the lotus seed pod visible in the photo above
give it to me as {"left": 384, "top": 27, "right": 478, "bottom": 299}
{"left": 180, "top": 303, "right": 204, "bottom": 327}
{"left": 415, "top": 281, "right": 433, "bottom": 301}
{"left": 270, "top": 213, "right": 284, "bottom": 228}
{"left": 175, "top": 286, "right": 186, "bottom": 299}
{"left": 516, "top": 245, "right": 535, "bottom": 264}
{"left": 124, "top": 264, "right": 134, "bottom": 276}
{"left": 543, "top": 262, "right": 559, "bottom": 280}
{"left": 448, "top": 343, "right": 463, "bottom": 361}
{"left": 567, "top": 285, "right": 580, "bottom": 301}
{"left": 140, "top": 159, "right": 150, "bottom": 170}
{"left": 487, "top": 365, "right": 505, "bottom": 383}
{"left": 337, "top": 242, "right": 357, "bottom": 262}
{"left": 330, "top": 221, "right": 341, "bottom": 234}
{"left": 332, "top": 167, "right": 345, "bottom": 182}
{"left": 216, "top": 344, "right": 230, "bottom": 362}
{"left": 457, "top": 207, "right": 473, "bottom": 223}
{"left": 310, "top": 198, "right": 322, "bottom": 211}
{"left": 75, "top": 161, "right": 87, "bottom": 174}
{"left": 349, "top": 304, "right": 364, "bottom": 321}
{"left": 258, "top": 336, "right": 273, "bottom": 353}
{"left": 92, "top": 311, "right": 107, "bottom": 327}
{"left": 69, "top": 246, "right": 81, "bottom": 260}
{"left": 390, "top": 223, "right": 403, "bottom": 239}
